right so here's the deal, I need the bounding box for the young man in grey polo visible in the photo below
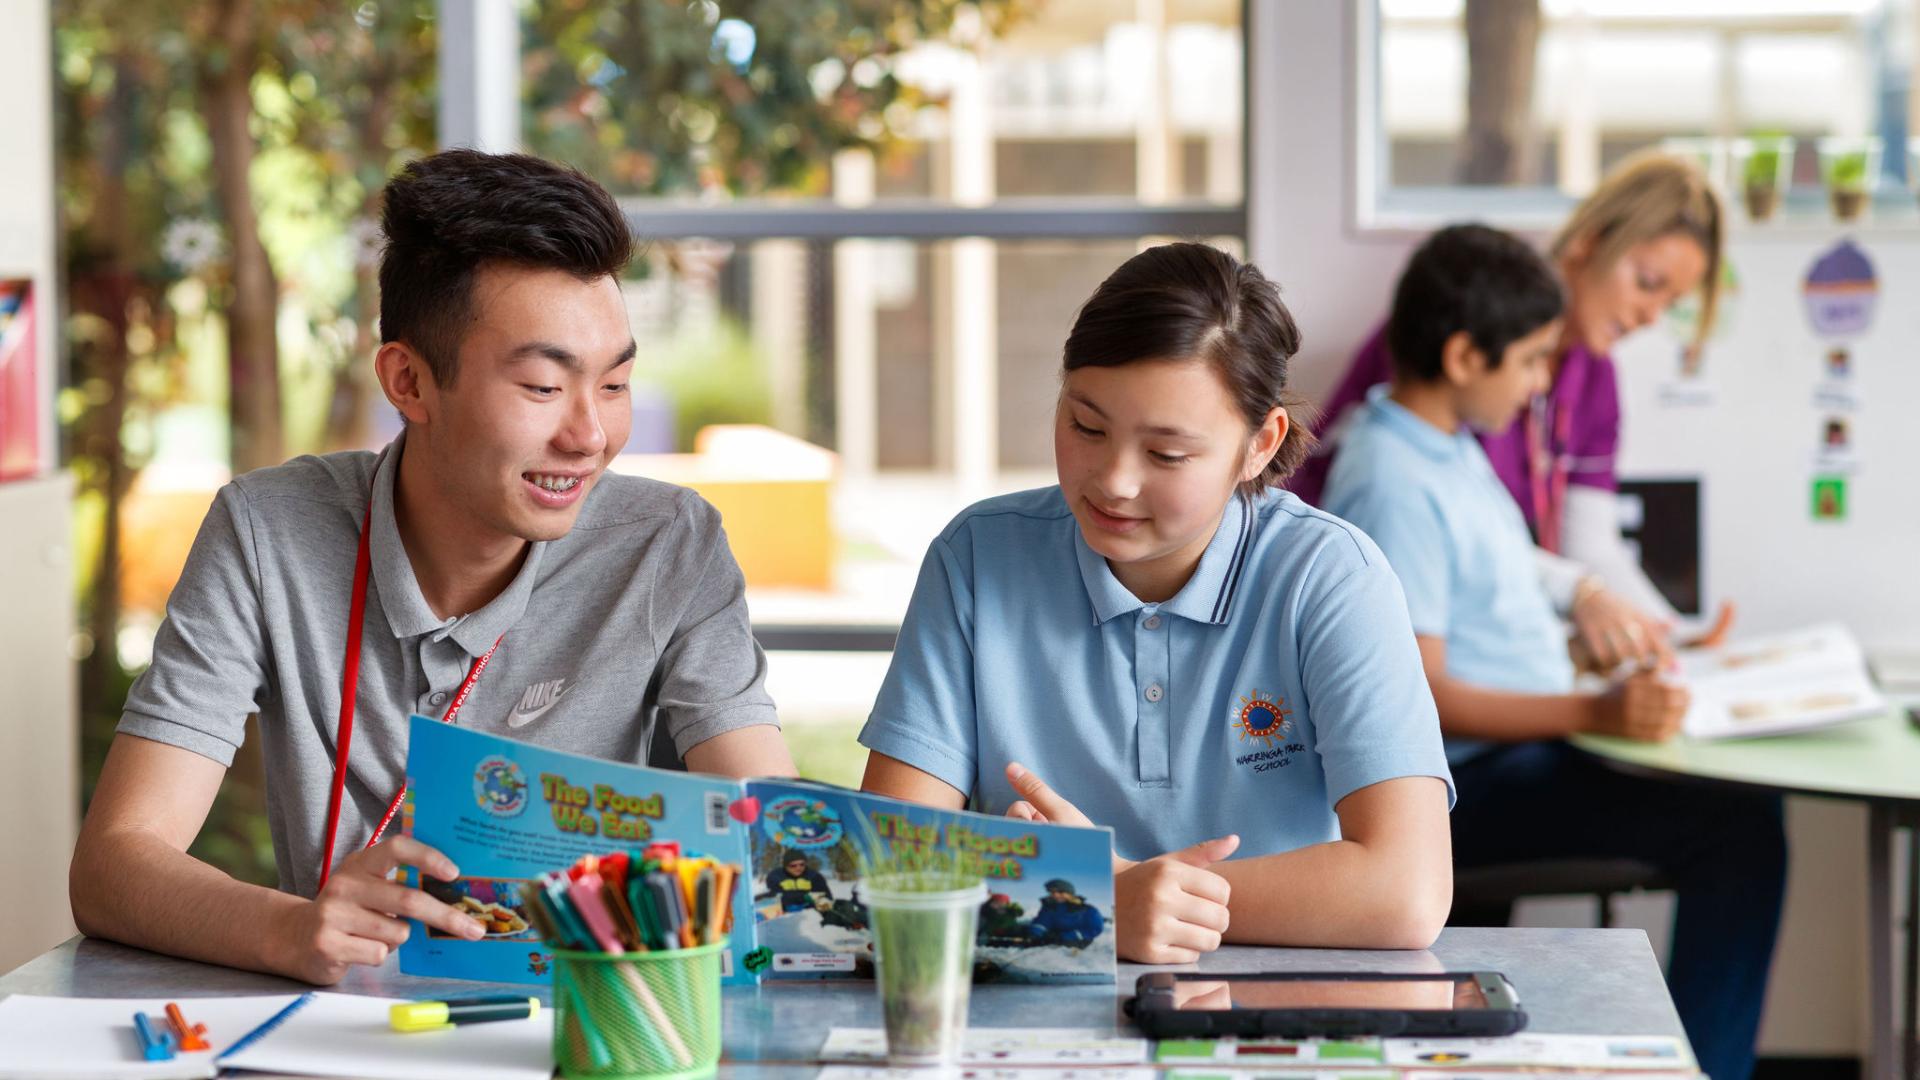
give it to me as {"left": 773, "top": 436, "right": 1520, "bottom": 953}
{"left": 70, "top": 149, "right": 796, "bottom": 985}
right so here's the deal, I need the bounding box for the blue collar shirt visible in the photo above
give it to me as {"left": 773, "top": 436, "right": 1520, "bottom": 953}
{"left": 1321, "top": 387, "right": 1575, "bottom": 764}
{"left": 860, "top": 484, "right": 1453, "bottom": 862}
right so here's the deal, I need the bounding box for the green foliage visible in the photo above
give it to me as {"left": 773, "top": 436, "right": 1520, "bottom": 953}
{"left": 781, "top": 718, "right": 867, "bottom": 789}
{"left": 848, "top": 806, "right": 984, "bottom": 894}
{"left": 53, "top": 0, "right": 1024, "bottom": 887}
{"left": 1742, "top": 137, "right": 1784, "bottom": 187}
{"left": 639, "top": 317, "right": 774, "bottom": 451}
{"left": 55, "top": 0, "right": 439, "bottom": 884}
{"left": 1827, "top": 150, "right": 1871, "bottom": 190}
{"left": 522, "top": 0, "right": 1028, "bottom": 197}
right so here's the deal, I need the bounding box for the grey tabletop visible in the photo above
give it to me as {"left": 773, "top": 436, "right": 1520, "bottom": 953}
{"left": 2, "top": 928, "right": 1684, "bottom": 1073}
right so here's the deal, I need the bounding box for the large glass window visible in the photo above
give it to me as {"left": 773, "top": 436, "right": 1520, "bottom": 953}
{"left": 505, "top": 1, "right": 1247, "bottom": 489}
{"left": 522, "top": 1, "right": 1245, "bottom": 205}
{"left": 1364, "top": 0, "right": 1915, "bottom": 223}
{"left": 441, "top": 2, "right": 1252, "bottom": 758}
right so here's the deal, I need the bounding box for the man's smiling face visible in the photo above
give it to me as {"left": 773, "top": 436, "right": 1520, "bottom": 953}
{"left": 412, "top": 263, "right": 636, "bottom": 544}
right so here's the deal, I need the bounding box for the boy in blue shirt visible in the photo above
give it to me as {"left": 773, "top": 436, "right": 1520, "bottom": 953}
{"left": 1321, "top": 224, "right": 1785, "bottom": 1080}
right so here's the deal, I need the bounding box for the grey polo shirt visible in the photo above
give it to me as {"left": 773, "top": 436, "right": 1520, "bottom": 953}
{"left": 119, "top": 432, "right": 779, "bottom": 898}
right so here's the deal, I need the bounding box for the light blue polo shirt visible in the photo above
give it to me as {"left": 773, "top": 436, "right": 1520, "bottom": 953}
{"left": 1320, "top": 387, "right": 1574, "bottom": 765}
{"left": 858, "top": 484, "right": 1453, "bottom": 863}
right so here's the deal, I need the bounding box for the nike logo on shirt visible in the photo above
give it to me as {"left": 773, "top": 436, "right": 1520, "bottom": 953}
{"left": 509, "top": 678, "right": 573, "bottom": 728}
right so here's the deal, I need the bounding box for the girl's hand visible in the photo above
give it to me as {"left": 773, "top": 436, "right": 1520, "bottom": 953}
{"left": 1005, "top": 761, "right": 1238, "bottom": 963}
{"left": 1113, "top": 835, "right": 1240, "bottom": 965}
{"left": 1004, "top": 762, "right": 1134, "bottom": 872}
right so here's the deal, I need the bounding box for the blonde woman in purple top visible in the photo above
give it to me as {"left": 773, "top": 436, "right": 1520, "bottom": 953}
{"left": 1292, "top": 152, "right": 1732, "bottom": 667}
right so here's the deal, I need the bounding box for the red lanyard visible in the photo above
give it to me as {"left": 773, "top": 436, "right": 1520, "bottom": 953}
{"left": 316, "top": 499, "right": 503, "bottom": 891}
{"left": 1526, "top": 388, "right": 1573, "bottom": 554}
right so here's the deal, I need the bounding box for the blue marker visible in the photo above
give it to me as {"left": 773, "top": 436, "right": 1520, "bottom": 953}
{"left": 134, "top": 1011, "right": 176, "bottom": 1061}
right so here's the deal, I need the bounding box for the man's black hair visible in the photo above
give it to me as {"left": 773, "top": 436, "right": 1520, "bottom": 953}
{"left": 378, "top": 149, "right": 633, "bottom": 386}
{"left": 1386, "top": 223, "right": 1564, "bottom": 382}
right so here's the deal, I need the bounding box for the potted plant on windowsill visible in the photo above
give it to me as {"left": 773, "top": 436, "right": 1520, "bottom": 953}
{"left": 1818, "top": 136, "right": 1880, "bottom": 222}
{"left": 1731, "top": 135, "right": 1793, "bottom": 222}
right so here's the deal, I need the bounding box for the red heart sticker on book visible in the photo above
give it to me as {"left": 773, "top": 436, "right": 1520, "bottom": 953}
{"left": 728, "top": 796, "right": 760, "bottom": 824}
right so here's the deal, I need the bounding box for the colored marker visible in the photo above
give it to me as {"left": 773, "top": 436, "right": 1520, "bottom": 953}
{"left": 164, "top": 1002, "right": 210, "bottom": 1051}
{"left": 133, "top": 1012, "right": 176, "bottom": 1061}
{"left": 390, "top": 995, "right": 541, "bottom": 1032}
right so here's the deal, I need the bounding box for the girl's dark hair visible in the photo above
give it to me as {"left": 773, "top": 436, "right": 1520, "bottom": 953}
{"left": 1061, "top": 242, "right": 1315, "bottom": 493}
{"left": 378, "top": 149, "right": 634, "bottom": 387}
{"left": 1386, "top": 223, "right": 1564, "bottom": 382}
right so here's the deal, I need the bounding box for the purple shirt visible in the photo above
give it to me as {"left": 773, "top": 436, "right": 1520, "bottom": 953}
{"left": 1290, "top": 324, "right": 1620, "bottom": 541}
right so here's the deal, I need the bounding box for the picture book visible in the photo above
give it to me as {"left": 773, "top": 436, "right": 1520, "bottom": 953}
{"left": 1675, "top": 622, "right": 1886, "bottom": 739}
{"left": 398, "top": 716, "right": 1116, "bottom": 987}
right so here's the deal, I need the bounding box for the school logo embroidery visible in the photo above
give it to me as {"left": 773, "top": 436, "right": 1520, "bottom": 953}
{"left": 473, "top": 756, "right": 529, "bottom": 817}
{"left": 760, "top": 796, "right": 844, "bottom": 850}
{"left": 1230, "top": 690, "right": 1306, "bottom": 774}
{"left": 508, "top": 677, "right": 574, "bottom": 728}
{"left": 1230, "top": 690, "right": 1293, "bottom": 748}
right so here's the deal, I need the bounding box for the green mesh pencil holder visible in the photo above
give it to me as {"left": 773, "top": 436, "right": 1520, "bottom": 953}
{"left": 551, "top": 941, "right": 728, "bottom": 1080}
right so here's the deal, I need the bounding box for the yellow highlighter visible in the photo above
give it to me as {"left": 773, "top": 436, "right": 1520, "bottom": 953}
{"left": 676, "top": 859, "right": 710, "bottom": 947}
{"left": 390, "top": 995, "right": 541, "bottom": 1032}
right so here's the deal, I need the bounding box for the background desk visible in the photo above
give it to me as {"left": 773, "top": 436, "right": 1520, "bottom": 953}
{"left": 1576, "top": 707, "right": 1920, "bottom": 1080}
{"left": 1, "top": 928, "right": 1684, "bottom": 1075}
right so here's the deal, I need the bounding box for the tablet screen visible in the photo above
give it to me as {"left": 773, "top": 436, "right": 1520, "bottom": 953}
{"left": 1170, "top": 976, "right": 1487, "bottom": 1011}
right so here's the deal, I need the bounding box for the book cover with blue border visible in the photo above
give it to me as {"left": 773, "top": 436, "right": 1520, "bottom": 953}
{"left": 745, "top": 779, "right": 1117, "bottom": 984}
{"left": 399, "top": 716, "right": 757, "bottom": 985}
{"left": 399, "top": 717, "right": 1115, "bottom": 986}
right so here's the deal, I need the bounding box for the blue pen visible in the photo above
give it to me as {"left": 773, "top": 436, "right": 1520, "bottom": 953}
{"left": 134, "top": 1012, "right": 176, "bottom": 1061}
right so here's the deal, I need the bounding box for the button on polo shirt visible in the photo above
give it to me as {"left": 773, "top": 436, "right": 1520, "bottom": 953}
{"left": 119, "top": 430, "right": 778, "bottom": 898}
{"left": 1321, "top": 387, "right": 1575, "bottom": 766}
{"left": 859, "top": 484, "right": 1453, "bottom": 863}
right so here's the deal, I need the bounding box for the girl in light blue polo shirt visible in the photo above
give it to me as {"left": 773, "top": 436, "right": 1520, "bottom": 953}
{"left": 859, "top": 242, "right": 1455, "bottom": 965}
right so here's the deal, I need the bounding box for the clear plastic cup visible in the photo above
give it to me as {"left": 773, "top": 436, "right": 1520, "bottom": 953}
{"left": 1817, "top": 135, "right": 1881, "bottom": 222}
{"left": 1660, "top": 136, "right": 1728, "bottom": 195}
{"left": 863, "top": 878, "right": 987, "bottom": 1066}
{"left": 1730, "top": 135, "right": 1794, "bottom": 223}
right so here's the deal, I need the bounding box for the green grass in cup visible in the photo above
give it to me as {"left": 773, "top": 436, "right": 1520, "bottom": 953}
{"left": 1744, "top": 140, "right": 1783, "bottom": 188}
{"left": 1828, "top": 150, "right": 1871, "bottom": 191}
{"left": 850, "top": 808, "right": 984, "bottom": 1058}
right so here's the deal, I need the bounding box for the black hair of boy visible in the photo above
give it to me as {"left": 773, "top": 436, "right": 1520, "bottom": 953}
{"left": 1062, "top": 241, "right": 1317, "bottom": 490}
{"left": 377, "top": 149, "right": 634, "bottom": 387}
{"left": 1385, "top": 224, "right": 1565, "bottom": 383}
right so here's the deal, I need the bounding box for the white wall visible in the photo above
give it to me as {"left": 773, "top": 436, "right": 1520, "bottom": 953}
{"left": 1250, "top": 2, "right": 1419, "bottom": 411}
{"left": 0, "top": 0, "right": 77, "bottom": 974}
{"left": 1249, "top": 0, "right": 1878, "bottom": 1059}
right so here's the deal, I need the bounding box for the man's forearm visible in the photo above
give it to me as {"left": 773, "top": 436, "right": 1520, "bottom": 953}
{"left": 71, "top": 824, "right": 304, "bottom": 977}
{"left": 1429, "top": 674, "right": 1597, "bottom": 742}
{"left": 1212, "top": 838, "right": 1450, "bottom": 950}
